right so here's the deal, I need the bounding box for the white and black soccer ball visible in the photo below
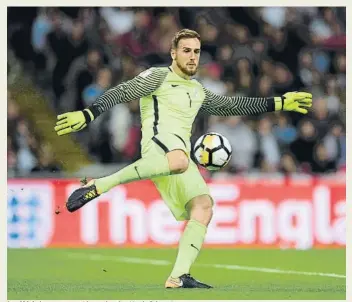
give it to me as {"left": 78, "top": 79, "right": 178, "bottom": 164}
{"left": 193, "top": 132, "right": 232, "bottom": 171}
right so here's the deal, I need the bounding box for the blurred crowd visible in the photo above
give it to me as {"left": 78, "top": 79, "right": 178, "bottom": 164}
{"left": 7, "top": 91, "right": 61, "bottom": 176}
{"left": 8, "top": 7, "right": 346, "bottom": 175}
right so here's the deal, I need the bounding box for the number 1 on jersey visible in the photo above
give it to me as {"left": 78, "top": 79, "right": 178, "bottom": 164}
{"left": 187, "top": 92, "right": 192, "bottom": 107}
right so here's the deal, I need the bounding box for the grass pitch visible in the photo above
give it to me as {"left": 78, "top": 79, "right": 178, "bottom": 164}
{"left": 7, "top": 247, "right": 345, "bottom": 300}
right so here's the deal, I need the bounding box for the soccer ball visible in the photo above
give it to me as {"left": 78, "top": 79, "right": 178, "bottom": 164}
{"left": 193, "top": 132, "right": 232, "bottom": 171}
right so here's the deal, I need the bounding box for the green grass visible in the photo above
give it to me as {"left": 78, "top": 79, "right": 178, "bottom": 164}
{"left": 7, "top": 248, "right": 346, "bottom": 300}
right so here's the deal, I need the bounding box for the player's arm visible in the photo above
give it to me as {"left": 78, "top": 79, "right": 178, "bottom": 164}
{"left": 199, "top": 87, "right": 312, "bottom": 116}
{"left": 54, "top": 68, "right": 168, "bottom": 136}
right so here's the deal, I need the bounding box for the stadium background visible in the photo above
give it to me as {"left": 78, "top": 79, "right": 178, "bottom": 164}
{"left": 7, "top": 7, "right": 346, "bottom": 300}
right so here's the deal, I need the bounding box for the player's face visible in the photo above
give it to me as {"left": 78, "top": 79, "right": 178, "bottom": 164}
{"left": 173, "top": 38, "right": 201, "bottom": 76}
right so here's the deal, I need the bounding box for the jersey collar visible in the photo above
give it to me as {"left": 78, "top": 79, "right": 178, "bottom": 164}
{"left": 168, "top": 65, "right": 195, "bottom": 81}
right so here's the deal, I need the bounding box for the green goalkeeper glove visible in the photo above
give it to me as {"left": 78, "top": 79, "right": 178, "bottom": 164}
{"left": 54, "top": 109, "right": 95, "bottom": 136}
{"left": 274, "top": 92, "right": 313, "bottom": 114}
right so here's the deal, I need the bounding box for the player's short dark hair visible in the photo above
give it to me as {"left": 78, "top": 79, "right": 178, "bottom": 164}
{"left": 171, "top": 29, "right": 201, "bottom": 49}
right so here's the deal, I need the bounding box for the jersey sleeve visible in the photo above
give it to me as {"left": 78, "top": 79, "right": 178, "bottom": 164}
{"left": 87, "top": 67, "right": 168, "bottom": 119}
{"left": 199, "top": 87, "right": 275, "bottom": 116}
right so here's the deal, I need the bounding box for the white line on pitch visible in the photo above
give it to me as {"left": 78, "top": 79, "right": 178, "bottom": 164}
{"left": 67, "top": 252, "right": 171, "bottom": 265}
{"left": 199, "top": 263, "right": 346, "bottom": 279}
{"left": 67, "top": 252, "right": 345, "bottom": 279}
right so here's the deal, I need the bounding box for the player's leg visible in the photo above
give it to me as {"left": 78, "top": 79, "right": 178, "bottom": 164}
{"left": 66, "top": 134, "right": 189, "bottom": 212}
{"left": 165, "top": 194, "right": 213, "bottom": 289}
{"left": 153, "top": 160, "right": 213, "bottom": 288}
{"left": 94, "top": 149, "right": 188, "bottom": 193}
{"left": 186, "top": 194, "right": 213, "bottom": 226}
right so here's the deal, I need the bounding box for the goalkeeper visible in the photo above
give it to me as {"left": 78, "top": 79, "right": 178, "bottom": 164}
{"left": 54, "top": 29, "right": 312, "bottom": 289}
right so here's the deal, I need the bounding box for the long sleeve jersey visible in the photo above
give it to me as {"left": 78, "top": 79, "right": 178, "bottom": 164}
{"left": 87, "top": 66, "right": 275, "bottom": 139}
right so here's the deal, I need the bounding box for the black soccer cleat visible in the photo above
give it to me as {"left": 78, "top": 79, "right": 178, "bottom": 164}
{"left": 66, "top": 184, "right": 100, "bottom": 212}
{"left": 165, "top": 274, "right": 213, "bottom": 289}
